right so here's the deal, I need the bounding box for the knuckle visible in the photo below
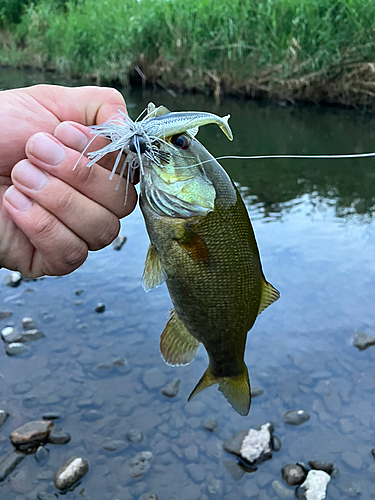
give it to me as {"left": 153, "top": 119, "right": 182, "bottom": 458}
{"left": 50, "top": 189, "right": 75, "bottom": 214}
{"left": 60, "top": 241, "right": 87, "bottom": 270}
{"left": 90, "top": 217, "right": 119, "bottom": 250}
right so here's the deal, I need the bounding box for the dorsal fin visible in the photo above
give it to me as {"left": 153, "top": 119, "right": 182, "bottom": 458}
{"left": 258, "top": 279, "right": 280, "bottom": 315}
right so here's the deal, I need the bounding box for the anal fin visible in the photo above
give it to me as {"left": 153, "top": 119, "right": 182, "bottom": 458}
{"left": 258, "top": 279, "right": 280, "bottom": 315}
{"left": 142, "top": 244, "right": 165, "bottom": 292}
{"left": 160, "top": 309, "right": 200, "bottom": 366}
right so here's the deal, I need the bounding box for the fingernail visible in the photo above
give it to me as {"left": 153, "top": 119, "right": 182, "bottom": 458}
{"left": 13, "top": 161, "right": 47, "bottom": 190}
{"left": 4, "top": 186, "right": 32, "bottom": 211}
{"left": 29, "top": 133, "right": 65, "bottom": 166}
{"left": 55, "top": 122, "right": 89, "bottom": 151}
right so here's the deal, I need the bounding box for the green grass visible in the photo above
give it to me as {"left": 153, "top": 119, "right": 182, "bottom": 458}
{"left": 1, "top": 0, "right": 375, "bottom": 105}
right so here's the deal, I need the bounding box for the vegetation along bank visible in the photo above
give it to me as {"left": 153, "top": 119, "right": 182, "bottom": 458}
{"left": 1, "top": 0, "right": 375, "bottom": 107}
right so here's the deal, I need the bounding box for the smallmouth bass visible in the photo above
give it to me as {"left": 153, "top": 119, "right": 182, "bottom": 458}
{"left": 88, "top": 103, "right": 280, "bottom": 415}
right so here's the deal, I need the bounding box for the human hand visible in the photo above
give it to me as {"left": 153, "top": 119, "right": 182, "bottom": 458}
{"left": 0, "top": 85, "right": 137, "bottom": 277}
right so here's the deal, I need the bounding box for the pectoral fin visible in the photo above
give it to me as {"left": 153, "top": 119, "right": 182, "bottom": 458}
{"left": 160, "top": 309, "right": 200, "bottom": 366}
{"left": 189, "top": 364, "right": 251, "bottom": 416}
{"left": 142, "top": 244, "right": 166, "bottom": 292}
{"left": 175, "top": 225, "right": 212, "bottom": 267}
{"left": 257, "top": 279, "right": 280, "bottom": 315}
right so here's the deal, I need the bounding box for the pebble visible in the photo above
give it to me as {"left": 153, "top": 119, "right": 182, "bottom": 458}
{"left": 296, "top": 470, "right": 330, "bottom": 500}
{"left": 75, "top": 289, "right": 84, "bottom": 296}
{"left": 129, "top": 451, "right": 152, "bottom": 478}
{"left": 223, "top": 429, "right": 248, "bottom": 456}
{"left": 223, "top": 460, "right": 245, "bottom": 481}
{"left": 138, "top": 492, "right": 158, "bottom": 500}
{"left": 54, "top": 456, "right": 89, "bottom": 490}
{"left": 0, "top": 311, "right": 13, "bottom": 321}
{"left": 338, "top": 481, "right": 360, "bottom": 497}
{"left": 207, "top": 479, "right": 223, "bottom": 496}
{"left": 5, "top": 342, "right": 29, "bottom": 356}
{"left": 251, "top": 387, "right": 265, "bottom": 398}
{"left": 0, "top": 410, "right": 9, "bottom": 429}
{"left": 281, "top": 464, "right": 307, "bottom": 486}
{"left": 161, "top": 379, "right": 181, "bottom": 398}
{"left": 113, "top": 356, "right": 127, "bottom": 367}
{"left": 81, "top": 410, "right": 104, "bottom": 422}
{"left": 10, "top": 420, "right": 54, "bottom": 450}
{"left": 1, "top": 326, "right": 22, "bottom": 343}
{"left": 4, "top": 272, "right": 22, "bottom": 287}
{"left": 353, "top": 331, "right": 375, "bottom": 350}
{"left": 95, "top": 303, "right": 106, "bottom": 313}
{"left": 143, "top": 368, "right": 167, "bottom": 389}
{"left": 239, "top": 423, "right": 273, "bottom": 465}
{"left": 42, "top": 412, "right": 61, "bottom": 421}
{"left": 103, "top": 440, "right": 129, "bottom": 452}
{"left": 13, "top": 382, "right": 32, "bottom": 395}
{"left": 113, "top": 235, "right": 127, "bottom": 250}
{"left": 0, "top": 451, "right": 26, "bottom": 481}
{"left": 272, "top": 436, "right": 282, "bottom": 451}
{"left": 126, "top": 429, "right": 144, "bottom": 443}
{"left": 272, "top": 480, "right": 294, "bottom": 498}
{"left": 22, "top": 317, "right": 37, "bottom": 330}
{"left": 21, "top": 329, "right": 45, "bottom": 342}
{"left": 204, "top": 419, "right": 219, "bottom": 432}
{"left": 48, "top": 430, "right": 71, "bottom": 445}
{"left": 283, "top": 409, "right": 310, "bottom": 426}
{"left": 35, "top": 446, "right": 49, "bottom": 463}
{"left": 341, "top": 450, "right": 362, "bottom": 469}
{"left": 184, "top": 444, "right": 198, "bottom": 462}
{"left": 372, "top": 449, "right": 375, "bottom": 459}
{"left": 308, "top": 461, "right": 334, "bottom": 475}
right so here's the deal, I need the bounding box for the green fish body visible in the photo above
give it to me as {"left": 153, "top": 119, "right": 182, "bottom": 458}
{"left": 140, "top": 126, "right": 279, "bottom": 416}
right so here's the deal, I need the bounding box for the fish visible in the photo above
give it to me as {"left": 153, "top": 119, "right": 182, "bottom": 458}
{"left": 87, "top": 103, "right": 280, "bottom": 416}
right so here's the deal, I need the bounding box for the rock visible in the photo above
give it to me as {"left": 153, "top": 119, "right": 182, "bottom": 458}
{"left": 4, "top": 272, "right": 22, "bottom": 287}
{"left": 48, "top": 430, "right": 71, "bottom": 445}
{"left": 272, "top": 436, "right": 282, "bottom": 451}
{"left": 161, "top": 379, "right": 181, "bottom": 398}
{"left": 10, "top": 420, "right": 54, "bottom": 450}
{"left": 129, "top": 451, "right": 152, "bottom": 478}
{"left": 126, "top": 429, "right": 144, "bottom": 443}
{"left": 143, "top": 368, "right": 167, "bottom": 389}
{"left": 338, "top": 481, "right": 360, "bottom": 497}
{"left": 54, "top": 456, "right": 89, "bottom": 490}
{"left": 75, "top": 289, "right": 84, "bottom": 296}
{"left": 184, "top": 444, "right": 198, "bottom": 461}
{"left": 21, "top": 329, "right": 45, "bottom": 342}
{"left": 95, "top": 303, "right": 106, "bottom": 313}
{"left": 281, "top": 464, "right": 307, "bottom": 486}
{"left": 113, "top": 356, "right": 127, "bottom": 367}
{"left": 13, "top": 382, "right": 32, "bottom": 394}
{"left": 113, "top": 235, "right": 127, "bottom": 250}
{"left": 1, "top": 326, "right": 22, "bottom": 343}
{"left": 283, "top": 409, "right": 310, "bottom": 426}
{"left": 272, "top": 480, "right": 294, "bottom": 498}
{"left": 37, "top": 493, "right": 58, "bottom": 500}
{"left": 103, "top": 440, "right": 128, "bottom": 452}
{"left": 5, "top": 342, "right": 29, "bottom": 356}
{"left": 138, "top": 492, "right": 158, "bottom": 500}
{"left": 251, "top": 387, "right": 264, "bottom": 398}
{"left": 0, "top": 311, "right": 13, "bottom": 321}
{"left": 0, "top": 410, "right": 9, "bottom": 429}
{"left": 341, "top": 451, "right": 362, "bottom": 469}
{"left": 22, "top": 317, "right": 37, "bottom": 330}
{"left": 308, "top": 461, "right": 334, "bottom": 475}
{"left": 223, "top": 460, "right": 245, "bottom": 481}
{"left": 223, "top": 430, "right": 248, "bottom": 456}
{"left": 296, "top": 470, "right": 330, "bottom": 500}
{"left": 187, "top": 462, "right": 206, "bottom": 482}
{"left": 372, "top": 449, "right": 375, "bottom": 459}
{"left": 207, "top": 479, "right": 224, "bottom": 496}
{"left": 42, "top": 412, "right": 61, "bottom": 421}
{"left": 204, "top": 419, "right": 218, "bottom": 432}
{"left": 35, "top": 446, "right": 49, "bottom": 463}
{"left": 81, "top": 410, "right": 104, "bottom": 422}
{"left": 353, "top": 331, "right": 375, "bottom": 350}
{"left": 0, "top": 451, "right": 26, "bottom": 481}
{"left": 239, "top": 423, "right": 273, "bottom": 465}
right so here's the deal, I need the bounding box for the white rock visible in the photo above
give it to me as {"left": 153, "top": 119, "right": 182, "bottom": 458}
{"left": 1, "top": 327, "right": 22, "bottom": 343}
{"left": 22, "top": 317, "right": 37, "bottom": 330}
{"left": 54, "top": 456, "right": 89, "bottom": 490}
{"left": 299, "top": 470, "right": 330, "bottom": 500}
{"left": 239, "top": 423, "right": 272, "bottom": 464}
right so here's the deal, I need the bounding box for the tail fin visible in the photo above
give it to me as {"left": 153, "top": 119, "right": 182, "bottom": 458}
{"left": 188, "top": 365, "right": 251, "bottom": 416}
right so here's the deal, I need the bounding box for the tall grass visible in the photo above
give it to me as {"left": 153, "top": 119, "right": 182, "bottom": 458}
{"left": 1, "top": 0, "right": 375, "bottom": 105}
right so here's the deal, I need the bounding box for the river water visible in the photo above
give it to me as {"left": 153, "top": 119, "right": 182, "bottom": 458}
{"left": 1, "top": 69, "right": 375, "bottom": 499}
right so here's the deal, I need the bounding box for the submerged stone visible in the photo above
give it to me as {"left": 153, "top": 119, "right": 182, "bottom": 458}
{"left": 353, "top": 331, "right": 375, "bottom": 350}
{"left": 10, "top": 420, "right": 54, "bottom": 450}
{"left": 281, "top": 464, "right": 307, "bottom": 486}
{"left": 308, "top": 461, "right": 334, "bottom": 475}
{"left": 223, "top": 460, "right": 245, "bottom": 481}
{"left": 138, "top": 492, "right": 158, "bottom": 500}
{"left": 283, "top": 409, "right": 310, "bottom": 426}
{"left": 1, "top": 326, "right": 22, "bottom": 343}
{"left": 223, "top": 430, "right": 248, "bottom": 456}
{"left": 239, "top": 423, "right": 273, "bottom": 465}
{"left": 95, "top": 303, "right": 106, "bottom": 313}
{"left": 161, "top": 379, "right": 181, "bottom": 398}
{"left": 5, "top": 342, "right": 29, "bottom": 356}
{"left": 0, "top": 311, "right": 13, "bottom": 321}
{"left": 0, "top": 451, "right": 26, "bottom": 481}
{"left": 48, "top": 429, "right": 71, "bottom": 445}
{"left": 21, "top": 329, "right": 45, "bottom": 342}
{"left": 4, "top": 272, "right": 22, "bottom": 287}
{"left": 204, "top": 419, "right": 219, "bottom": 432}
{"left": 54, "top": 456, "right": 89, "bottom": 490}
{"left": 128, "top": 451, "right": 152, "bottom": 478}
{"left": 35, "top": 446, "right": 49, "bottom": 463}
{"left": 272, "top": 480, "right": 294, "bottom": 499}
{"left": 113, "top": 235, "right": 127, "bottom": 250}
{"left": 0, "top": 410, "right": 10, "bottom": 429}
{"left": 22, "top": 317, "right": 38, "bottom": 330}
{"left": 103, "top": 439, "right": 128, "bottom": 452}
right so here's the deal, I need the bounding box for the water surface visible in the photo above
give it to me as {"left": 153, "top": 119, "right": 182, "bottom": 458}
{"left": 0, "top": 70, "right": 375, "bottom": 499}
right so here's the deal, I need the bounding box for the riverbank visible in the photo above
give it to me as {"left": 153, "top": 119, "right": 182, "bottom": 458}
{"left": 1, "top": 0, "right": 375, "bottom": 108}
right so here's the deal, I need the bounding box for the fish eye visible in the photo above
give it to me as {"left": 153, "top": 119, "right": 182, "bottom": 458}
{"left": 171, "top": 134, "right": 191, "bottom": 150}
